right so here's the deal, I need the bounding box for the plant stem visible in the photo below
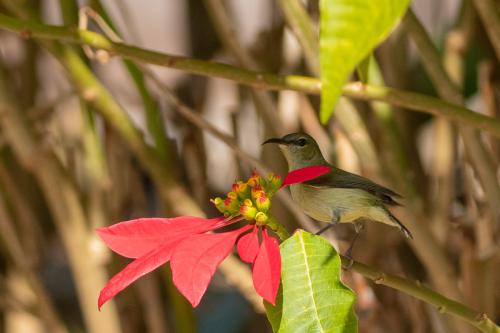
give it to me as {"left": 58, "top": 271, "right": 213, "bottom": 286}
{"left": 138, "top": 64, "right": 314, "bottom": 229}
{"left": 366, "top": 61, "right": 467, "bottom": 323}
{"left": 1, "top": 11, "right": 498, "bottom": 333}
{"left": 471, "top": 0, "right": 500, "bottom": 62}
{"left": 276, "top": 0, "right": 382, "bottom": 176}
{"left": 2, "top": 2, "right": 266, "bottom": 318}
{"left": 202, "top": 0, "right": 284, "bottom": 136}
{"left": 85, "top": 3, "right": 171, "bottom": 163}
{"left": 404, "top": 10, "right": 500, "bottom": 221}
{"left": 265, "top": 217, "right": 291, "bottom": 241}
{"left": 277, "top": 0, "right": 319, "bottom": 74}
{"left": 1, "top": 14, "right": 500, "bottom": 136}
{"left": 340, "top": 256, "right": 500, "bottom": 333}
{"left": 0, "top": 64, "right": 122, "bottom": 333}
{"left": 0, "top": 192, "right": 68, "bottom": 333}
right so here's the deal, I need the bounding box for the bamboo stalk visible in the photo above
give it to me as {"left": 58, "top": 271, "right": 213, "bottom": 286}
{"left": 403, "top": 10, "right": 500, "bottom": 223}
{"left": 0, "top": 192, "right": 67, "bottom": 333}
{"left": 203, "top": 0, "right": 284, "bottom": 136}
{"left": 368, "top": 59, "right": 467, "bottom": 327}
{"left": 0, "top": 71, "right": 122, "bottom": 333}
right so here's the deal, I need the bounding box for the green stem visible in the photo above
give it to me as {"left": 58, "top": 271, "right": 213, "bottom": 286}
{"left": 341, "top": 256, "right": 500, "bottom": 333}
{"left": 88, "top": 1, "right": 171, "bottom": 162}
{"left": 1, "top": 14, "right": 500, "bottom": 136}
{"left": 265, "top": 217, "right": 291, "bottom": 241}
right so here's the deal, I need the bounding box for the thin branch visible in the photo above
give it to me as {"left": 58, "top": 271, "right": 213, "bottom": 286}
{"left": 276, "top": 0, "right": 383, "bottom": 177}
{"left": 202, "top": 0, "right": 284, "bottom": 135}
{"left": 1, "top": 10, "right": 499, "bottom": 333}
{"left": 472, "top": 0, "right": 500, "bottom": 62}
{"left": 0, "top": 66, "right": 122, "bottom": 333}
{"left": 2, "top": 3, "right": 265, "bottom": 317}
{"left": 403, "top": 10, "right": 500, "bottom": 221}
{"left": 81, "top": 4, "right": 172, "bottom": 163}
{"left": 0, "top": 14, "right": 500, "bottom": 137}
{"left": 0, "top": 193, "right": 67, "bottom": 333}
{"left": 341, "top": 257, "right": 500, "bottom": 333}
{"left": 362, "top": 58, "right": 467, "bottom": 331}
{"left": 277, "top": 0, "right": 319, "bottom": 74}
{"left": 139, "top": 65, "right": 316, "bottom": 230}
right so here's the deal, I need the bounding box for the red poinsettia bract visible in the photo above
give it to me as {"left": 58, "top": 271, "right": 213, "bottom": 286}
{"left": 97, "top": 165, "right": 330, "bottom": 309}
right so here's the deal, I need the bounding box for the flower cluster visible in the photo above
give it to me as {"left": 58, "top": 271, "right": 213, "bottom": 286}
{"left": 211, "top": 170, "right": 281, "bottom": 222}
{"left": 97, "top": 165, "right": 331, "bottom": 309}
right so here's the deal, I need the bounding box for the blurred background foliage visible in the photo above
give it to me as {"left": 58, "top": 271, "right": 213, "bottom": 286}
{"left": 0, "top": 0, "right": 499, "bottom": 332}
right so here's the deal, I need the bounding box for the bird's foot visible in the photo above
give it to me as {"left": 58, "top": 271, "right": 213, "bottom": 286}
{"left": 342, "top": 256, "right": 355, "bottom": 270}
{"left": 316, "top": 211, "right": 341, "bottom": 235}
{"left": 343, "top": 227, "right": 361, "bottom": 259}
{"left": 344, "top": 246, "right": 354, "bottom": 260}
{"left": 315, "top": 224, "right": 334, "bottom": 235}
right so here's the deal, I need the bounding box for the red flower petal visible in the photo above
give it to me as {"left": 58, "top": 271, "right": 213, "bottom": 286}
{"left": 252, "top": 228, "right": 281, "bottom": 305}
{"left": 171, "top": 224, "right": 252, "bottom": 307}
{"left": 96, "top": 217, "right": 223, "bottom": 258}
{"left": 281, "top": 165, "right": 331, "bottom": 187}
{"left": 98, "top": 239, "right": 180, "bottom": 310}
{"left": 237, "top": 226, "right": 260, "bottom": 263}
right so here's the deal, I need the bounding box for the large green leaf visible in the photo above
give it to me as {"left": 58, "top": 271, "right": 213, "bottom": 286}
{"left": 319, "top": 0, "right": 410, "bottom": 123}
{"left": 265, "top": 230, "right": 357, "bottom": 333}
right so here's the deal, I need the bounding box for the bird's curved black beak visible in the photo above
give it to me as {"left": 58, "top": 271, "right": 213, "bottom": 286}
{"left": 262, "top": 137, "right": 287, "bottom": 145}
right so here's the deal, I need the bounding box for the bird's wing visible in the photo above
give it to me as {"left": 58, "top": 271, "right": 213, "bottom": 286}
{"left": 304, "top": 167, "right": 402, "bottom": 206}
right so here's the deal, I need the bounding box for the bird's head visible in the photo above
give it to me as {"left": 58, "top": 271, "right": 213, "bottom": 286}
{"left": 263, "top": 133, "right": 326, "bottom": 170}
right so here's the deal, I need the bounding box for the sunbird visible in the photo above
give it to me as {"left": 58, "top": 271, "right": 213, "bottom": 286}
{"left": 264, "top": 133, "right": 412, "bottom": 241}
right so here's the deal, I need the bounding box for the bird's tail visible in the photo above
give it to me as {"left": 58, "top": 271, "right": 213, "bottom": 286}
{"left": 385, "top": 208, "right": 413, "bottom": 239}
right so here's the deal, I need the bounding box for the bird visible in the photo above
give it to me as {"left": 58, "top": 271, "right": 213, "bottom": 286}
{"left": 263, "top": 132, "right": 413, "bottom": 244}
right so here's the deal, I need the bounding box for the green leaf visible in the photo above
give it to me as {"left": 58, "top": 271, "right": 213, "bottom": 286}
{"left": 319, "top": 0, "right": 410, "bottom": 123}
{"left": 265, "top": 230, "right": 357, "bottom": 333}
{"left": 356, "top": 54, "right": 372, "bottom": 84}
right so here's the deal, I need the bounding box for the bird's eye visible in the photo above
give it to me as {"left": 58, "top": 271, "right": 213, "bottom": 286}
{"left": 296, "top": 138, "right": 307, "bottom": 146}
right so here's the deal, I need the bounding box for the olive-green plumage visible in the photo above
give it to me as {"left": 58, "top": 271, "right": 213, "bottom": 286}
{"left": 264, "top": 133, "right": 412, "bottom": 239}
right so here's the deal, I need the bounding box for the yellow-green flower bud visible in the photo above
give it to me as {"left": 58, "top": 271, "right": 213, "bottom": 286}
{"left": 255, "top": 192, "right": 270, "bottom": 212}
{"left": 255, "top": 211, "right": 268, "bottom": 224}
{"left": 224, "top": 197, "right": 240, "bottom": 216}
{"left": 210, "top": 197, "right": 226, "bottom": 214}
{"left": 251, "top": 185, "right": 264, "bottom": 200}
{"left": 247, "top": 170, "right": 262, "bottom": 188}
{"left": 240, "top": 204, "right": 257, "bottom": 220}
{"left": 266, "top": 172, "right": 282, "bottom": 195}
{"left": 236, "top": 181, "right": 250, "bottom": 200}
